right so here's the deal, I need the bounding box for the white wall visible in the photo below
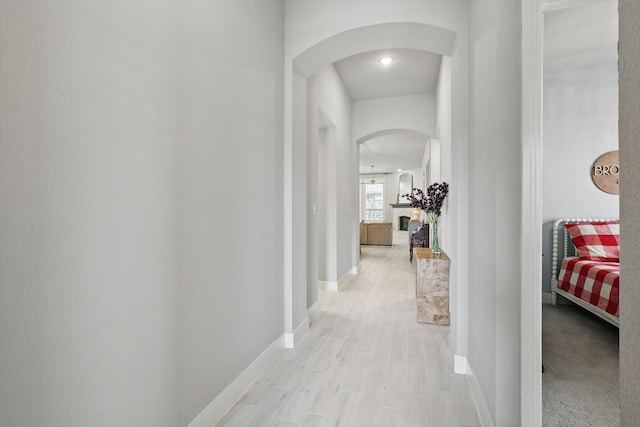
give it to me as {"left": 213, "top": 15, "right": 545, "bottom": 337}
{"left": 436, "top": 11, "right": 470, "bottom": 379}
{"left": 468, "top": 1, "right": 522, "bottom": 425}
{"left": 353, "top": 93, "right": 436, "bottom": 141}
{"left": 0, "top": 2, "right": 284, "bottom": 426}
{"left": 542, "top": 1, "right": 619, "bottom": 294}
{"left": 307, "top": 64, "right": 353, "bottom": 306}
{"left": 619, "top": 1, "right": 640, "bottom": 424}
{"left": 421, "top": 142, "right": 432, "bottom": 189}
{"left": 382, "top": 173, "right": 397, "bottom": 221}
{"left": 290, "top": 71, "right": 309, "bottom": 336}
{"left": 314, "top": 127, "right": 337, "bottom": 289}
{"left": 434, "top": 53, "right": 465, "bottom": 358}
{"left": 435, "top": 55, "right": 452, "bottom": 251}
{"left": 174, "top": 3, "right": 284, "bottom": 424}
{"left": 0, "top": 4, "right": 178, "bottom": 425}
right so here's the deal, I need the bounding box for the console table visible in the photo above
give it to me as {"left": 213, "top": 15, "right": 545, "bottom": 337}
{"left": 415, "top": 248, "right": 450, "bottom": 325}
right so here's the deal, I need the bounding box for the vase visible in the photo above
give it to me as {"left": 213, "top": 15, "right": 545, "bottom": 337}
{"left": 430, "top": 217, "right": 441, "bottom": 255}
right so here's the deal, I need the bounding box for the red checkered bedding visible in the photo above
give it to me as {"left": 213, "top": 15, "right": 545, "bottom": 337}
{"left": 558, "top": 257, "right": 620, "bottom": 317}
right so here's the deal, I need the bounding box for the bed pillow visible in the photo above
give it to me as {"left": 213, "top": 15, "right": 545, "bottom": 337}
{"left": 565, "top": 221, "right": 620, "bottom": 262}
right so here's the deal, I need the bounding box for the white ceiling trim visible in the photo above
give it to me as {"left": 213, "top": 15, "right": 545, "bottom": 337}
{"left": 293, "top": 22, "right": 456, "bottom": 77}
{"left": 357, "top": 128, "right": 430, "bottom": 145}
{"left": 542, "top": 0, "right": 601, "bottom": 12}
{"left": 358, "top": 131, "right": 429, "bottom": 174}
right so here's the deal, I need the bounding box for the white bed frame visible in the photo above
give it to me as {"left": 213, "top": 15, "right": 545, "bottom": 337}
{"left": 550, "top": 217, "right": 620, "bottom": 327}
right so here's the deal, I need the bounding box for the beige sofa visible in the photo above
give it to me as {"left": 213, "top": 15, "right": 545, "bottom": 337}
{"left": 360, "top": 221, "right": 393, "bottom": 246}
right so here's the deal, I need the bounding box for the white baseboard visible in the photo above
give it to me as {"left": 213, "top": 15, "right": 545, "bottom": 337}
{"left": 319, "top": 270, "right": 355, "bottom": 293}
{"left": 284, "top": 316, "right": 309, "bottom": 349}
{"left": 542, "top": 292, "right": 554, "bottom": 305}
{"left": 465, "top": 359, "right": 496, "bottom": 427}
{"left": 308, "top": 298, "right": 320, "bottom": 312}
{"left": 454, "top": 354, "right": 468, "bottom": 374}
{"left": 337, "top": 270, "right": 353, "bottom": 290}
{"left": 187, "top": 334, "right": 285, "bottom": 427}
{"left": 318, "top": 280, "right": 338, "bottom": 292}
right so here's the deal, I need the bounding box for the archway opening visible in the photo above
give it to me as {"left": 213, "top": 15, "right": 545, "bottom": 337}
{"left": 283, "top": 22, "right": 467, "bottom": 367}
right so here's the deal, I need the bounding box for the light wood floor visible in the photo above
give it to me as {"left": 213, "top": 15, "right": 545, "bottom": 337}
{"left": 216, "top": 244, "right": 481, "bottom": 427}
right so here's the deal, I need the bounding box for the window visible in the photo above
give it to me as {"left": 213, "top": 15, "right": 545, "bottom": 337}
{"left": 365, "top": 182, "right": 384, "bottom": 221}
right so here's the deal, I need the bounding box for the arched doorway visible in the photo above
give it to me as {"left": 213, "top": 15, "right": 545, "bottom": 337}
{"left": 282, "top": 22, "right": 469, "bottom": 377}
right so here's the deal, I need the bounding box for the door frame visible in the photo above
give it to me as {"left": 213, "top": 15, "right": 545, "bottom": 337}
{"left": 520, "top": 0, "right": 544, "bottom": 425}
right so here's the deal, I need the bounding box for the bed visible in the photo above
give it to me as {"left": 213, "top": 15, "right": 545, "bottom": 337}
{"left": 550, "top": 218, "right": 620, "bottom": 327}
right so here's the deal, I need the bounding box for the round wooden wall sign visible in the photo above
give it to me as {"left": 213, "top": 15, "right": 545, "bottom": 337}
{"left": 592, "top": 150, "right": 619, "bottom": 195}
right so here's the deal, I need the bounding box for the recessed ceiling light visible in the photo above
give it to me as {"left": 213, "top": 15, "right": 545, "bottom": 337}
{"left": 379, "top": 56, "right": 393, "bottom": 65}
{"left": 398, "top": 169, "right": 402, "bottom": 172}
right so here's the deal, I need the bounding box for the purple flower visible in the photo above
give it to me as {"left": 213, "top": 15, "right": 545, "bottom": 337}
{"left": 402, "top": 182, "right": 449, "bottom": 219}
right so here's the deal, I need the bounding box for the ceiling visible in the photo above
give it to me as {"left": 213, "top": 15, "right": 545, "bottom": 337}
{"left": 333, "top": 48, "right": 440, "bottom": 174}
{"left": 359, "top": 133, "right": 427, "bottom": 174}
{"left": 334, "top": 48, "right": 442, "bottom": 101}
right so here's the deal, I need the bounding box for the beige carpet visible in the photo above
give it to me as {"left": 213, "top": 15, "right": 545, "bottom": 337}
{"left": 542, "top": 303, "right": 619, "bottom": 426}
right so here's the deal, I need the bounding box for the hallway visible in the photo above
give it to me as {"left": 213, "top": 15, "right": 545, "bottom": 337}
{"left": 217, "top": 245, "right": 481, "bottom": 427}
